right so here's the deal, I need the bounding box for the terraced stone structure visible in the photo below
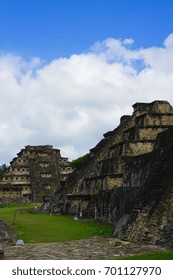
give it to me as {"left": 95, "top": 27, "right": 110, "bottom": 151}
{"left": 53, "top": 100, "right": 173, "bottom": 246}
{"left": 0, "top": 145, "right": 73, "bottom": 204}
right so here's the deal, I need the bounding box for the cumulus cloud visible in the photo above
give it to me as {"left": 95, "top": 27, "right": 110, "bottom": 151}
{"left": 164, "top": 33, "right": 173, "bottom": 48}
{"left": 1, "top": 34, "right": 173, "bottom": 164}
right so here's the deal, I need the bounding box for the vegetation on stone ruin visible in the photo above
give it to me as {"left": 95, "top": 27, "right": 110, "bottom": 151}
{"left": 70, "top": 153, "right": 90, "bottom": 169}
{"left": 0, "top": 204, "right": 112, "bottom": 243}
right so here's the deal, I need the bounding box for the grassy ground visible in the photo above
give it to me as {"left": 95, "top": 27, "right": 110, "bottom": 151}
{"left": 119, "top": 251, "right": 173, "bottom": 260}
{"left": 0, "top": 204, "right": 172, "bottom": 259}
{"left": 0, "top": 204, "right": 112, "bottom": 243}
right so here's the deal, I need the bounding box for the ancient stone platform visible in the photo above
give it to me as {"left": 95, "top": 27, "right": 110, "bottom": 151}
{"left": 3, "top": 236, "right": 166, "bottom": 260}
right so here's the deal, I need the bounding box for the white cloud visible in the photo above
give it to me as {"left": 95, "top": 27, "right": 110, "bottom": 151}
{"left": 1, "top": 34, "right": 173, "bottom": 164}
{"left": 123, "top": 38, "right": 134, "bottom": 45}
{"left": 164, "top": 33, "right": 173, "bottom": 48}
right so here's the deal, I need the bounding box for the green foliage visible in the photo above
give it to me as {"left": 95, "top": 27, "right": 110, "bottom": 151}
{"left": 71, "top": 153, "right": 90, "bottom": 169}
{"left": 0, "top": 204, "right": 112, "bottom": 243}
{"left": 0, "top": 164, "right": 7, "bottom": 176}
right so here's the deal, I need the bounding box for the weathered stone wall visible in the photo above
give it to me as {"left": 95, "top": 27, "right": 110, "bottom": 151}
{"left": 115, "top": 128, "right": 173, "bottom": 246}
{"left": 124, "top": 141, "right": 155, "bottom": 156}
{"left": 0, "top": 189, "right": 26, "bottom": 205}
{"left": 135, "top": 113, "right": 173, "bottom": 126}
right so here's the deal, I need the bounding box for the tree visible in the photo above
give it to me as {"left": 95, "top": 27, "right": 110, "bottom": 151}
{"left": 71, "top": 153, "right": 90, "bottom": 169}
{"left": 0, "top": 164, "right": 7, "bottom": 176}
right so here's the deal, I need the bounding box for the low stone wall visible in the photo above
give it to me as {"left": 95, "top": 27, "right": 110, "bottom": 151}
{"left": 0, "top": 193, "right": 26, "bottom": 206}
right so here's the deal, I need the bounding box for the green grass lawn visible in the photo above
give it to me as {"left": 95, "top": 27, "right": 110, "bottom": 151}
{"left": 119, "top": 251, "right": 173, "bottom": 260}
{"left": 0, "top": 204, "right": 112, "bottom": 243}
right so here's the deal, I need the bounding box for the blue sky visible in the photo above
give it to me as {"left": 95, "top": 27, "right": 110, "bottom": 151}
{"left": 1, "top": 0, "right": 173, "bottom": 60}
{"left": 1, "top": 0, "right": 173, "bottom": 164}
